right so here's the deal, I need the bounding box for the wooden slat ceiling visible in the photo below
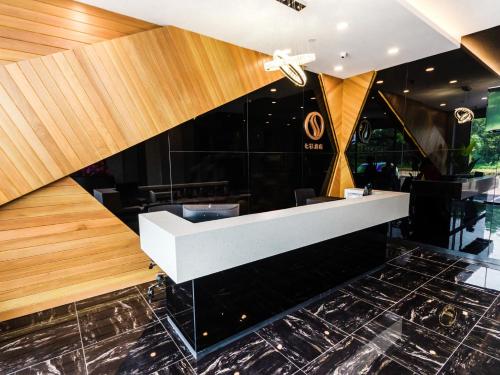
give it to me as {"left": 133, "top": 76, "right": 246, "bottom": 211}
{"left": 0, "top": 0, "right": 156, "bottom": 64}
{"left": 0, "top": 177, "right": 156, "bottom": 321}
{"left": 0, "top": 25, "right": 281, "bottom": 205}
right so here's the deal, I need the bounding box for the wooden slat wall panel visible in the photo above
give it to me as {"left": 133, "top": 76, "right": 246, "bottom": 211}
{"left": 0, "top": 0, "right": 156, "bottom": 64}
{"left": 382, "top": 92, "right": 449, "bottom": 173}
{"left": 0, "top": 25, "right": 281, "bottom": 205}
{"left": 462, "top": 26, "right": 500, "bottom": 76}
{"left": 321, "top": 71, "right": 376, "bottom": 197}
{"left": 0, "top": 177, "right": 156, "bottom": 321}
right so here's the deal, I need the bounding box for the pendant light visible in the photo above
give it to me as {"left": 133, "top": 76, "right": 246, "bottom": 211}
{"left": 264, "top": 0, "right": 315, "bottom": 86}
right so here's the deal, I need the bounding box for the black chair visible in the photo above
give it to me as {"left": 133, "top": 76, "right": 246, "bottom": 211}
{"left": 294, "top": 188, "right": 316, "bottom": 206}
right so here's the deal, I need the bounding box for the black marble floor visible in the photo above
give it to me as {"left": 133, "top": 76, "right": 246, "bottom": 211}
{"left": 1, "top": 241, "right": 500, "bottom": 375}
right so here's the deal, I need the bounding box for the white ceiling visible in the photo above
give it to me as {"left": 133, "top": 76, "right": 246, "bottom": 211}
{"left": 80, "top": 0, "right": 500, "bottom": 78}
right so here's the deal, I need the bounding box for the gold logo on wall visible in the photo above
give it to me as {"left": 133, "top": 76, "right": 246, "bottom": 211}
{"left": 304, "top": 111, "right": 325, "bottom": 141}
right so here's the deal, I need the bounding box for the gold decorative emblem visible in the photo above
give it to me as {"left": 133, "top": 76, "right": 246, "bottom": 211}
{"left": 439, "top": 304, "right": 457, "bottom": 327}
{"left": 304, "top": 111, "right": 325, "bottom": 141}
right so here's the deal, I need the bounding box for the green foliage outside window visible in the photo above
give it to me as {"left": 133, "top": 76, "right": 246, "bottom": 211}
{"left": 470, "top": 118, "right": 500, "bottom": 174}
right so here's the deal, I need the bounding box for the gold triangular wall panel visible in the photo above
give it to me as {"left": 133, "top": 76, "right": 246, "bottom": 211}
{"left": 320, "top": 71, "right": 376, "bottom": 197}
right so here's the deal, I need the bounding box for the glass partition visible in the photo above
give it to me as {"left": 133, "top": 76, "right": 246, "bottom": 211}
{"left": 72, "top": 71, "right": 337, "bottom": 230}
{"left": 350, "top": 43, "right": 500, "bottom": 265}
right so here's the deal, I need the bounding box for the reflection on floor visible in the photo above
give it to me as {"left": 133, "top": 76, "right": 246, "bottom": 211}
{"left": 485, "top": 203, "right": 500, "bottom": 262}
{"left": 1, "top": 241, "right": 499, "bottom": 374}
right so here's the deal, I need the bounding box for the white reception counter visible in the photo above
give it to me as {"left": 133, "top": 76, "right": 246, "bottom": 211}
{"left": 139, "top": 190, "right": 410, "bottom": 283}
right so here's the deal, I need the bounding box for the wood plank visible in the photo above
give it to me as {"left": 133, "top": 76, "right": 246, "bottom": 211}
{"left": 0, "top": 14, "right": 104, "bottom": 44}
{"left": 0, "top": 2, "right": 126, "bottom": 39}
{"left": 2, "top": 0, "right": 149, "bottom": 34}
{"left": 0, "top": 25, "right": 85, "bottom": 49}
{"left": 0, "top": 47, "right": 38, "bottom": 60}
{"left": 37, "top": 0, "right": 156, "bottom": 30}
{"left": 321, "top": 72, "right": 376, "bottom": 197}
{"left": 0, "top": 231, "right": 136, "bottom": 261}
{"left": 0, "top": 177, "right": 156, "bottom": 321}
{"left": 0, "top": 36, "right": 64, "bottom": 55}
{"left": 0, "top": 268, "right": 156, "bottom": 321}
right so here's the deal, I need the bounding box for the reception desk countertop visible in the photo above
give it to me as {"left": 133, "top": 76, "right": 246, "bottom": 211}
{"left": 139, "top": 190, "right": 409, "bottom": 283}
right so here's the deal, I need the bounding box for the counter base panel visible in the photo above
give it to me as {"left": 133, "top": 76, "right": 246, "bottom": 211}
{"left": 164, "top": 223, "right": 388, "bottom": 358}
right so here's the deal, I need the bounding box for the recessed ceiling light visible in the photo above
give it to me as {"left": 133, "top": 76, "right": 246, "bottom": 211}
{"left": 310, "top": 97, "right": 316, "bottom": 100}
{"left": 363, "top": 116, "right": 367, "bottom": 119}
{"left": 481, "top": 97, "right": 487, "bottom": 100}
{"left": 270, "top": 88, "right": 277, "bottom": 92}
{"left": 449, "top": 80, "right": 458, "bottom": 84}
{"left": 376, "top": 80, "right": 384, "bottom": 85}
{"left": 403, "top": 89, "right": 410, "bottom": 94}
{"left": 265, "top": 121, "right": 270, "bottom": 124}
{"left": 334, "top": 65, "right": 343, "bottom": 72}
{"left": 271, "top": 101, "right": 277, "bottom": 104}
{"left": 440, "top": 103, "right": 446, "bottom": 107}
{"left": 300, "top": 106, "right": 304, "bottom": 109}
{"left": 336, "top": 22, "right": 348, "bottom": 31}
{"left": 371, "top": 96, "right": 375, "bottom": 99}
{"left": 268, "top": 113, "right": 272, "bottom": 116}
{"left": 425, "top": 67, "right": 435, "bottom": 72}
{"left": 387, "top": 47, "right": 399, "bottom": 55}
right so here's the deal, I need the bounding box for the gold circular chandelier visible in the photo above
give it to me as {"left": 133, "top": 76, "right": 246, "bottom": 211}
{"left": 264, "top": 49, "right": 315, "bottom": 87}
{"left": 454, "top": 107, "right": 474, "bottom": 124}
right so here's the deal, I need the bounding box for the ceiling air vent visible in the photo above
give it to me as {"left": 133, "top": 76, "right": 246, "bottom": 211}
{"left": 275, "top": 0, "right": 306, "bottom": 12}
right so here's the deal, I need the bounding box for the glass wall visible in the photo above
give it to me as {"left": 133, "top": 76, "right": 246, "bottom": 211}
{"left": 349, "top": 45, "right": 500, "bottom": 264}
{"left": 346, "top": 91, "right": 422, "bottom": 190}
{"left": 73, "top": 72, "right": 337, "bottom": 229}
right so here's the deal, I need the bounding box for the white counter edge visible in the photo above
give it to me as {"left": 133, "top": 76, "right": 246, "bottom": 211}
{"left": 139, "top": 190, "right": 410, "bottom": 283}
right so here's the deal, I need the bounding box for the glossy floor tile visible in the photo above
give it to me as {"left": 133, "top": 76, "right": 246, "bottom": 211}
{"left": 1, "top": 240, "right": 499, "bottom": 375}
{"left": 195, "top": 333, "right": 298, "bottom": 375}
{"left": 418, "top": 277, "right": 497, "bottom": 315}
{"left": 76, "top": 287, "right": 156, "bottom": 346}
{"left": 484, "top": 296, "right": 500, "bottom": 322}
{"left": 368, "top": 264, "right": 431, "bottom": 290}
{"left": 410, "top": 248, "right": 459, "bottom": 266}
{"left": 463, "top": 317, "right": 500, "bottom": 359}
{"left": 306, "top": 290, "right": 383, "bottom": 334}
{"left": 437, "top": 264, "right": 500, "bottom": 294}
{"left": 12, "top": 349, "right": 86, "bottom": 375}
{"left": 388, "top": 253, "right": 450, "bottom": 276}
{"left": 151, "top": 359, "right": 196, "bottom": 375}
{"left": 302, "top": 335, "right": 414, "bottom": 375}
{"left": 437, "top": 344, "right": 500, "bottom": 375}
{"left": 84, "top": 322, "right": 184, "bottom": 375}
{"left": 0, "top": 304, "right": 81, "bottom": 374}
{"left": 342, "top": 277, "right": 410, "bottom": 308}
{"left": 258, "top": 309, "right": 345, "bottom": 367}
{"left": 353, "top": 312, "right": 459, "bottom": 375}
{"left": 389, "top": 292, "right": 480, "bottom": 342}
